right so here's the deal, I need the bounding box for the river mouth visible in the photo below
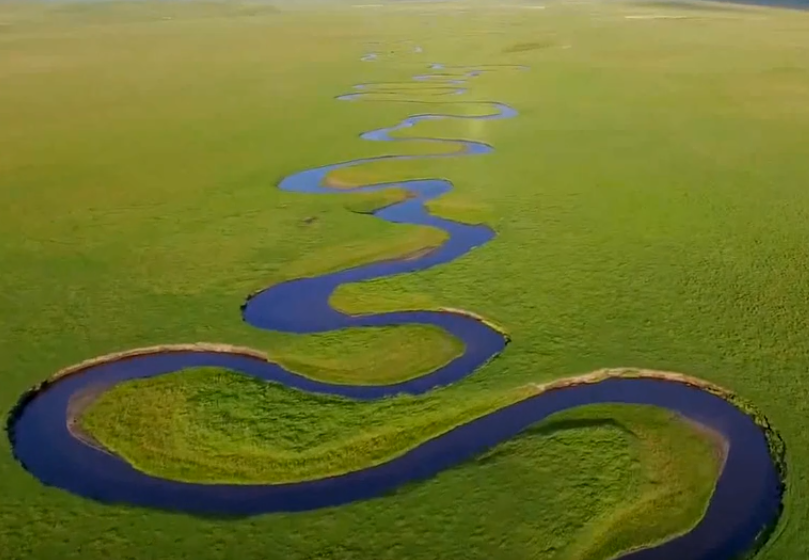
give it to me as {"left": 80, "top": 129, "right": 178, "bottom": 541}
{"left": 5, "top": 55, "right": 784, "bottom": 560}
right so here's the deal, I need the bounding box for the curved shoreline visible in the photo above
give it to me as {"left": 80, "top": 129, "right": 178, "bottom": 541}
{"left": 5, "top": 57, "right": 784, "bottom": 559}
{"left": 7, "top": 357, "right": 784, "bottom": 560}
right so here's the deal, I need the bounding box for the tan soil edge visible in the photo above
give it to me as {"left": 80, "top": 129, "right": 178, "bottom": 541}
{"left": 13, "top": 349, "right": 776, "bottom": 440}
{"left": 8, "top": 351, "right": 786, "bottom": 496}
{"left": 24, "top": 348, "right": 771, "bottom": 441}
{"left": 47, "top": 343, "right": 268, "bottom": 384}
{"left": 525, "top": 367, "right": 734, "bottom": 397}
{"left": 4, "top": 343, "right": 270, "bottom": 455}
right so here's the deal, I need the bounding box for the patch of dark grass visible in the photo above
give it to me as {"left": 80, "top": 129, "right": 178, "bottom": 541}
{"left": 502, "top": 40, "right": 555, "bottom": 53}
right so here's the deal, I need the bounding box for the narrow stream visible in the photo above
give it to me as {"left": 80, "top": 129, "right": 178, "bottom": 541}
{"left": 7, "top": 53, "right": 782, "bottom": 560}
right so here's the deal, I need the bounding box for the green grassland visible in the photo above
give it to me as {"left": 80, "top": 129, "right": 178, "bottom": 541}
{"left": 2, "top": 0, "right": 808, "bottom": 559}
{"left": 81, "top": 373, "right": 725, "bottom": 560}
{"left": 80, "top": 366, "right": 528, "bottom": 484}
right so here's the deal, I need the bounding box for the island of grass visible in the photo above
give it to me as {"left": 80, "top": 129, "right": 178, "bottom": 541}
{"left": 78, "top": 366, "right": 725, "bottom": 559}
{"left": 267, "top": 324, "right": 464, "bottom": 385}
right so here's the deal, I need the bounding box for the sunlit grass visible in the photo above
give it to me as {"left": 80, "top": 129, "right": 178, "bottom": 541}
{"left": 1, "top": 1, "right": 805, "bottom": 559}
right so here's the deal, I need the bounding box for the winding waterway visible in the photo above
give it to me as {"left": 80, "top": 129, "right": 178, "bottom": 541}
{"left": 8, "top": 53, "right": 782, "bottom": 560}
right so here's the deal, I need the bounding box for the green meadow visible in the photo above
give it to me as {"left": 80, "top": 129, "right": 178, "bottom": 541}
{"left": 2, "top": 0, "right": 809, "bottom": 558}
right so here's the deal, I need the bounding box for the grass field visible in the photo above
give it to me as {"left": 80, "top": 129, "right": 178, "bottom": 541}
{"left": 3, "top": 0, "right": 809, "bottom": 558}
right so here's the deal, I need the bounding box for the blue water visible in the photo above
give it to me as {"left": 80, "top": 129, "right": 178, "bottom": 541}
{"left": 7, "top": 57, "right": 781, "bottom": 560}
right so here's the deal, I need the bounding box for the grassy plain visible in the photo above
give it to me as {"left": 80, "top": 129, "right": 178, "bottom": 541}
{"left": 82, "top": 372, "right": 724, "bottom": 560}
{"left": 2, "top": 0, "right": 809, "bottom": 559}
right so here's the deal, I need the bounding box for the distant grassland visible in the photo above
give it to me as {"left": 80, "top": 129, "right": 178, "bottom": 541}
{"left": 2, "top": 0, "right": 809, "bottom": 559}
